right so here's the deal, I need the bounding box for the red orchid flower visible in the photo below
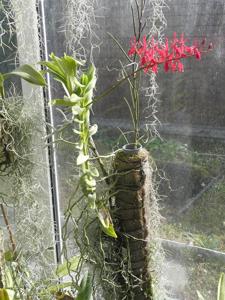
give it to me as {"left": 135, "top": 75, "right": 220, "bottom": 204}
{"left": 128, "top": 33, "right": 212, "bottom": 73}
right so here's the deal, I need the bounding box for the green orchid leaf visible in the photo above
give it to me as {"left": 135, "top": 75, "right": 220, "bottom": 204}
{"left": 50, "top": 53, "right": 84, "bottom": 92}
{"left": 80, "top": 175, "right": 95, "bottom": 193}
{"left": 84, "top": 177, "right": 96, "bottom": 188}
{"left": 59, "top": 54, "right": 78, "bottom": 76}
{"left": 41, "top": 53, "right": 84, "bottom": 94}
{"left": 75, "top": 143, "right": 83, "bottom": 150}
{"left": 74, "top": 118, "right": 84, "bottom": 124}
{"left": 85, "top": 65, "right": 97, "bottom": 93}
{"left": 62, "top": 54, "right": 78, "bottom": 75}
{"left": 79, "top": 66, "right": 96, "bottom": 102}
{"left": 50, "top": 99, "right": 72, "bottom": 106}
{"left": 89, "top": 124, "right": 98, "bottom": 136}
{"left": 56, "top": 255, "right": 80, "bottom": 278}
{"left": 49, "top": 53, "right": 75, "bottom": 78}
{"left": 218, "top": 273, "right": 225, "bottom": 300}
{"left": 87, "top": 64, "right": 95, "bottom": 80}
{"left": 77, "top": 153, "right": 89, "bottom": 165}
{"left": 73, "top": 129, "right": 82, "bottom": 135}
{"left": 73, "top": 76, "right": 85, "bottom": 89}
{"left": 51, "top": 94, "right": 84, "bottom": 107}
{"left": 5, "top": 289, "right": 14, "bottom": 300}
{"left": 72, "top": 105, "right": 84, "bottom": 115}
{"left": 83, "top": 90, "right": 94, "bottom": 103}
{"left": 69, "top": 94, "right": 83, "bottom": 103}
{"left": 63, "top": 53, "right": 84, "bottom": 67}
{"left": 89, "top": 166, "right": 99, "bottom": 177}
{"left": 8, "top": 64, "right": 46, "bottom": 86}
{"left": 102, "top": 223, "right": 117, "bottom": 239}
{"left": 98, "top": 208, "right": 117, "bottom": 238}
{"left": 87, "top": 193, "right": 96, "bottom": 203}
{"left": 3, "top": 265, "right": 14, "bottom": 291}
{"left": 80, "top": 74, "right": 89, "bottom": 86}
{"left": 50, "top": 98, "right": 76, "bottom": 107}
{"left": 40, "top": 61, "right": 65, "bottom": 83}
{"left": 76, "top": 273, "right": 93, "bottom": 300}
{"left": 0, "top": 289, "right": 10, "bottom": 300}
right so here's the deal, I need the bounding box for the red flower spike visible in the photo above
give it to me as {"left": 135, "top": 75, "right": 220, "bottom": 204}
{"left": 152, "top": 64, "right": 158, "bottom": 73}
{"left": 128, "top": 36, "right": 137, "bottom": 56}
{"left": 194, "top": 48, "right": 201, "bottom": 60}
{"left": 164, "top": 61, "right": 169, "bottom": 72}
{"left": 178, "top": 61, "right": 184, "bottom": 72}
{"left": 128, "top": 33, "right": 212, "bottom": 74}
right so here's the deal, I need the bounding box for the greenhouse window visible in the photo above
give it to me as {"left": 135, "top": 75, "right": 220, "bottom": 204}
{"left": 0, "top": 1, "right": 225, "bottom": 299}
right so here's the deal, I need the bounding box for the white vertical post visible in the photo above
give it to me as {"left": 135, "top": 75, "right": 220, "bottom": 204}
{"left": 11, "top": 0, "right": 61, "bottom": 267}
{"left": 39, "top": 0, "right": 63, "bottom": 263}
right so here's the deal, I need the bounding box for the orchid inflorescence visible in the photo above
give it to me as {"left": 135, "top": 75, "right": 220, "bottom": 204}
{"left": 128, "top": 32, "right": 213, "bottom": 73}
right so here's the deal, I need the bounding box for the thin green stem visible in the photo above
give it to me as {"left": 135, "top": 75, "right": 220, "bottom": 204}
{"left": 119, "top": 63, "right": 137, "bottom": 137}
{"left": 107, "top": 33, "right": 132, "bottom": 63}
{"left": 131, "top": 5, "right": 137, "bottom": 38}
{"left": 123, "top": 97, "right": 136, "bottom": 132}
{"left": 134, "top": 72, "right": 141, "bottom": 144}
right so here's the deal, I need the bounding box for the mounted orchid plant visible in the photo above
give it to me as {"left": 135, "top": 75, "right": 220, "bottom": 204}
{"left": 0, "top": 6, "right": 213, "bottom": 300}
{"left": 39, "top": 32, "right": 213, "bottom": 240}
{"left": 27, "top": 33, "right": 212, "bottom": 242}
{"left": 20, "top": 31, "right": 212, "bottom": 243}
{"left": 118, "top": 32, "right": 213, "bottom": 145}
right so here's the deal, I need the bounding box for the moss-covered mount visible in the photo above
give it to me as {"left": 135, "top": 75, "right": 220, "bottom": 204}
{"left": 113, "top": 147, "right": 153, "bottom": 300}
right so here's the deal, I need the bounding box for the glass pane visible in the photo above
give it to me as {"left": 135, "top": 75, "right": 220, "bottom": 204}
{"left": 42, "top": 0, "right": 225, "bottom": 299}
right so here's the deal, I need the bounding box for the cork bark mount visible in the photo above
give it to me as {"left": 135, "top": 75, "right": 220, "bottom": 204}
{"left": 113, "top": 147, "right": 153, "bottom": 300}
